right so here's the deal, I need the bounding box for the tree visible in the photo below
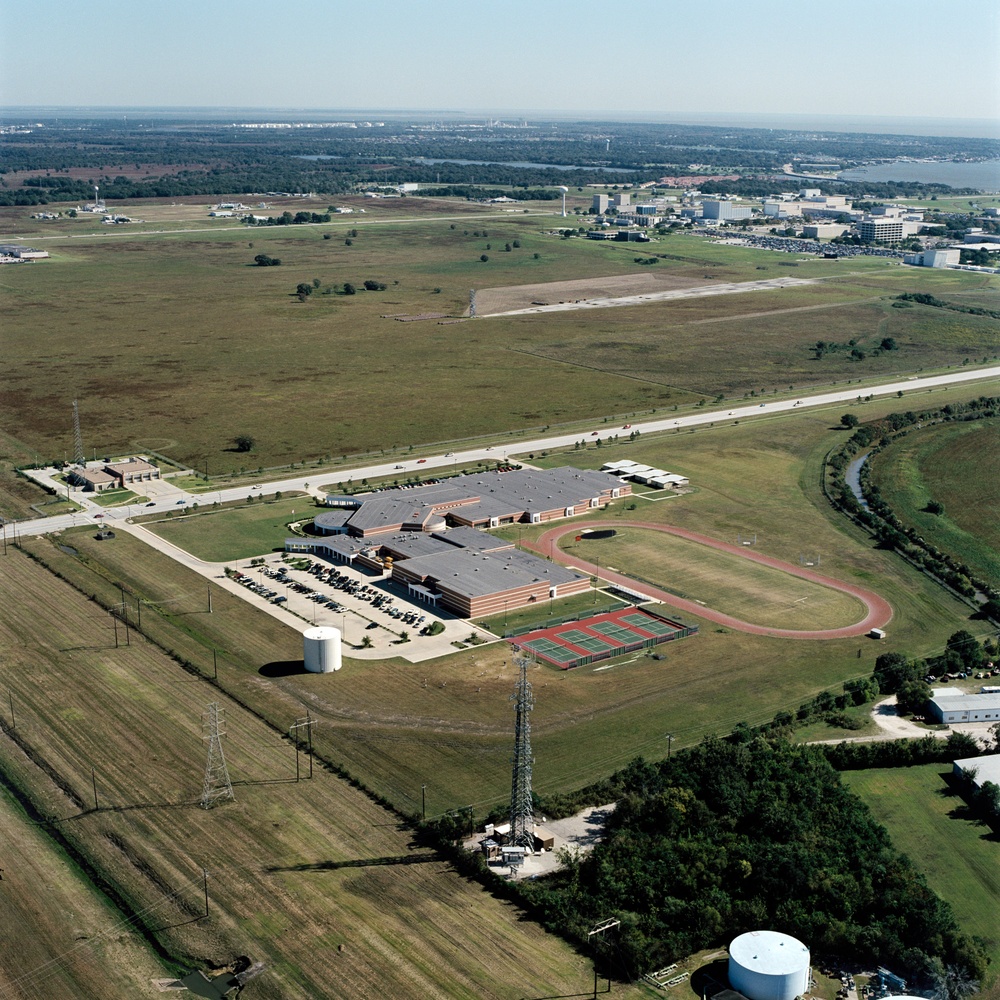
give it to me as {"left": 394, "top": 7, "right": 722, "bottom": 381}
{"left": 896, "top": 679, "right": 931, "bottom": 717}
{"left": 233, "top": 434, "right": 255, "bottom": 453}
{"left": 926, "top": 499, "right": 945, "bottom": 516}
{"left": 363, "top": 279, "right": 387, "bottom": 291}
{"left": 253, "top": 253, "right": 281, "bottom": 266}
{"left": 296, "top": 283, "right": 313, "bottom": 300}
{"left": 841, "top": 413, "right": 860, "bottom": 429}
{"left": 480, "top": 254, "right": 489, "bottom": 262}
{"left": 342, "top": 282, "right": 356, "bottom": 295}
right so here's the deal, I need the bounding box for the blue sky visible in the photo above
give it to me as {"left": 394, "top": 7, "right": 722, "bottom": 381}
{"left": 2, "top": 0, "right": 998, "bottom": 126}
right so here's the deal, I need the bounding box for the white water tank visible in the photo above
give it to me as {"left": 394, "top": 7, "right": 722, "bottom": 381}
{"left": 303, "top": 626, "right": 342, "bottom": 673}
{"left": 729, "top": 930, "right": 810, "bottom": 1000}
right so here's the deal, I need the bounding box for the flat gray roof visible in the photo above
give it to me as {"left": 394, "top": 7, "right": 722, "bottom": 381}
{"left": 954, "top": 754, "right": 1000, "bottom": 788}
{"left": 402, "top": 546, "right": 586, "bottom": 599}
{"left": 932, "top": 694, "right": 1000, "bottom": 712}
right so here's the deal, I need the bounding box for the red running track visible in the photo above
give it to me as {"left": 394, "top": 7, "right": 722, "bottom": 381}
{"left": 526, "top": 521, "right": 892, "bottom": 640}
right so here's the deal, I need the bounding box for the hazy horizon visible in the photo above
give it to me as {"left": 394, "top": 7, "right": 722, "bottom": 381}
{"left": 2, "top": 0, "right": 997, "bottom": 129}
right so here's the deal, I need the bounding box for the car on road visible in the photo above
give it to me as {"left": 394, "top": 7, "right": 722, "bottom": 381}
{"left": 146, "top": 501, "right": 156, "bottom": 506}
{"left": 417, "top": 458, "right": 427, "bottom": 464}
{"left": 444, "top": 452, "right": 454, "bottom": 457}
{"left": 395, "top": 464, "right": 404, "bottom": 469}
{"left": 622, "top": 424, "right": 631, "bottom": 429}
{"left": 366, "top": 621, "right": 379, "bottom": 630}
{"left": 590, "top": 431, "right": 599, "bottom": 436}
{"left": 175, "top": 499, "right": 186, "bottom": 505}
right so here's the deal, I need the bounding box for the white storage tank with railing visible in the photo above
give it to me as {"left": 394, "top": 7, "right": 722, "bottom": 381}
{"left": 303, "top": 626, "right": 342, "bottom": 673}
{"left": 729, "top": 930, "right": 810, "bottom": 1000}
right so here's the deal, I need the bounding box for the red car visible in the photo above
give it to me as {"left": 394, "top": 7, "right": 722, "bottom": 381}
{"left": 417, "top": 458, "right": 427, "bottom": 464}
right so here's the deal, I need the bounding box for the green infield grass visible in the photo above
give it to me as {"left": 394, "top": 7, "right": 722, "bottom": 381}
{"left": 559, "top": 526, "right": 867, "bottom": 630}
{"left": 844, "top": 764, "right": 1000, "bottom": 975}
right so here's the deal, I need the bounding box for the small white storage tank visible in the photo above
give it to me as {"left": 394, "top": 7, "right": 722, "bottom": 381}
{"left": 303, "top": 626, "right": 342, "bottom": 673}
{"left": 729, "top": 930, "right": 810, "bottom": 1000}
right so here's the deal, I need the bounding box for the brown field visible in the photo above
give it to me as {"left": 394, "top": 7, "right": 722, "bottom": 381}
{"left": 0, "top": 549, "right": 623, "bottom": 1000}
{"left": 473, "top": 270, "right": 703, "bottom": 314}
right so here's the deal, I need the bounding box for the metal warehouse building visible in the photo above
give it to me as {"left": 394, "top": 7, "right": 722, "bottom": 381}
{"left": 928, "top": 693, "right": 1000, "bottom": 724}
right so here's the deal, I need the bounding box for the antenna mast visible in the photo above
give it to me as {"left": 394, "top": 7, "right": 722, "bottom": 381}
{"left": 72, "top": 400, "right": 85, "bottom": 467}
{"left": 200, "top": 702, "right": 234, "bottom": 809}
{"left": 508, "top": 654, "right": 534, "bottom": 848}
{"left": 469, "top": 288, "right": 477, "bottom": 318}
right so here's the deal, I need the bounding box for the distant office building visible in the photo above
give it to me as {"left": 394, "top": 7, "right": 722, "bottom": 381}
{"left": 592, "top": 194, "right": 610, "bottom": 214}
{"left": 858, "top": 218, "right": 904, "bottom": 244}
{"left": 702, "top": 200, "right": 753, "bottom": 221}
{"left": 611, "top": 192, "right": 631, "bottom": 208}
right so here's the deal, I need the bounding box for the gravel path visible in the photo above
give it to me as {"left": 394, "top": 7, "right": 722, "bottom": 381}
{"left": 527, "top": 520, "right": 892, "bottom": 640}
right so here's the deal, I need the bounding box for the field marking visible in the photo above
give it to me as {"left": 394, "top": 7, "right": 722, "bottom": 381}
{"left": 528, "top": 521, "right": 893, "bottom": 640}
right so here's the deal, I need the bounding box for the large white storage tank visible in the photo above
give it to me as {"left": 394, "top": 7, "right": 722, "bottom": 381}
{"left": 729, "top": 930, "right": 810, "bottom": 1000}
{"left": 303, "top": 626, "right": 342, "bottom": 673}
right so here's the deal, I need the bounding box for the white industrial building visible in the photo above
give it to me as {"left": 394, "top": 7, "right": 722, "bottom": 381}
{"left": 903, "top": 248, "right": 961, "bottom": 268}
{"left": 952, "top": 753, "right": 1000, "bottom": 789}
{"left": 928, "top": 693, "right": 1000, "bottom": 724}
{"left": 702, "top": 199, "right": 753, "bottom": 221}
{"left": 728, "top": 931, "right": 810, "bottom": 1000}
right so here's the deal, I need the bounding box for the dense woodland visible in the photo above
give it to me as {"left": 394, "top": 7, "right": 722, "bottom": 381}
{"left": 514, "top": 736, "right": 988, "bottom": 987}
{"left": 1, "top": 115, "right": 995, "bottom": 205}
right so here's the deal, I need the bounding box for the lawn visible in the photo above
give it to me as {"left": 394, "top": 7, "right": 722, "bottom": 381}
{"left": 844, "top": 764, "right": 1000, "bottom": 976}
{"left": 558, "top": 526, "right": 867, "bottom": 630}
{"left": 145, "top": 494, "right": 316, "bottom": 562}
{"left": 868, "top": 419, "right": 1000, "bottom": 589}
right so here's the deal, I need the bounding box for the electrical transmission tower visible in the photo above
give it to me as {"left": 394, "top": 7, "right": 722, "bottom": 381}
{"left": 72, "top": 400, "right": 85, "bottom": 467}
{"left": 508, "top": 654, "right": 535, "bottom": 848}
{"left": 469, "top": 288, "right": 477, "bottom": 318}
{"left": 200, "top": 702, "right": 234, "bottom": 809}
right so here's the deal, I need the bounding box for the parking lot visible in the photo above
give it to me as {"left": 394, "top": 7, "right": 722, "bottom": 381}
{"left": 232, "top": 553, "right": 496, "bottom": 661}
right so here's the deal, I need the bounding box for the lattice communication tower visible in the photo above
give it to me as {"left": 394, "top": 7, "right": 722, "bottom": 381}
{"left": 507, "top": 654, "right": 535, "bottom": 848}
{"left": 469, "top": 288, "right": 477, "bottom": 318}
{"left": 201, "top": 702, "right": 235, "bottom": 809}
{"left": 72, "top": 400, "right": 85, "bottom": 467}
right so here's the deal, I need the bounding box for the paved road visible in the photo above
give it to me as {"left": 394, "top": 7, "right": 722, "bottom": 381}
{"left": 8, "top": 364, "right": 1000, "bottom": 543}
{"left": 526, "top": 520, "right": 892, "bottom": 640}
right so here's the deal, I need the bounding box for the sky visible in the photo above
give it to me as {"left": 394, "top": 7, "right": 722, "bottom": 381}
{"left": 2, "top": 0, "right": 998, "bottom": 128}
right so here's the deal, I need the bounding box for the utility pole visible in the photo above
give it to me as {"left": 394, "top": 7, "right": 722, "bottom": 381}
{"left": 588, "top": 919, "right": 620, "bottom": 998}
{"left": 8, "top": 690, "right": 14, "bottom": 730}
{"left": 202, "top": 868, "right": 210, "bottom": 917}
{"left": 666, "top": 733, "right": 673, "bottom": 760}
{"left": 421, "top": 784, "right": 426, "bottom": 821}
{"left": 92, "top": 767, "right": 99, "bottom": 810}
{"left": 290, "top": 716, "right": 315, "bottom": 781}
{"left": 207, "top": 584, "right": 213, "bottom": 614}
{"left": 213, "top": 649, "right": 218, "bottom": 680}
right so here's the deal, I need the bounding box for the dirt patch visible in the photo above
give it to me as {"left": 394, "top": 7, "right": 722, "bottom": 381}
{"left": 472, "top": 272, "right": 702, "bottom": 315}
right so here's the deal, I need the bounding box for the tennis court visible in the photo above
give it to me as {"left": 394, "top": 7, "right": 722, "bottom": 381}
{"left": 512, "top": 607, "right": 697, "bottom": 669}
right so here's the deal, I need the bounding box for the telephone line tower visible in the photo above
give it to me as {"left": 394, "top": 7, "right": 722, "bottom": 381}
{"left": 201, "top": 702, "right": 234, "bottom": 809}
{"left": 508, "top": 654, "right": 534, "bottom": 848}
{"left": 469, "top": 288, "right": 476, "bottom": 318}
{"left": 72, "top": 400, "right": 85, "bottom": 467}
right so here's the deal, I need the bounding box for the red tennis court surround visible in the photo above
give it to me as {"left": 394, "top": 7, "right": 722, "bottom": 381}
{"left": 513, "top": 606, "right": 697, "bottom": 669}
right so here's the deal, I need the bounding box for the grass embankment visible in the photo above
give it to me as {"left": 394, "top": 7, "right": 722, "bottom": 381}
{"left": 867, "top": 419, "right": 1000, "bottom": 589}
{"left": 844, "top": 765, "right": 1000, "bottom": 976}
{"left": 0, "top": 550, "right": 617, "bottom": 1000}
{"left": 559, "top": 526, "right": 866, "bottom": 630}
{"left": 1, "top": 200, "right": 997, "bottom": 474}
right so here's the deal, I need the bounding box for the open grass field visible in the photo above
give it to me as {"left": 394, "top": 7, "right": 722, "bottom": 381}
{"left": 843, "top": 764, "right": 1000, "bottom": 976}
{"left": 558, "top": 526, "right": 866, "bottom": 630}
{"left": 145, "top": 494, "right": 318, "bottom": 562}
{"left": 0, "top": 549, "right": 628, "bottom": 1000}
{"left": 1, "top": 193, "right": 997, "bottom": 509}
{"left": 868, "top": 419, "right": 1000, "bottom": 588}
{"left": 0, "top": 784, "right": 168, "bottom": 999}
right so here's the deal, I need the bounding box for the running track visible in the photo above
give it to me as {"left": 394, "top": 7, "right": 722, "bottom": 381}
{"left": 526, "top": 521, "right": 892, "bottom": 640}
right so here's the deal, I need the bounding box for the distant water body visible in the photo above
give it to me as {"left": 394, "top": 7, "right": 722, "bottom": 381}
{"left": 838, "top": 159, "right": 1000, "bottom": 190}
